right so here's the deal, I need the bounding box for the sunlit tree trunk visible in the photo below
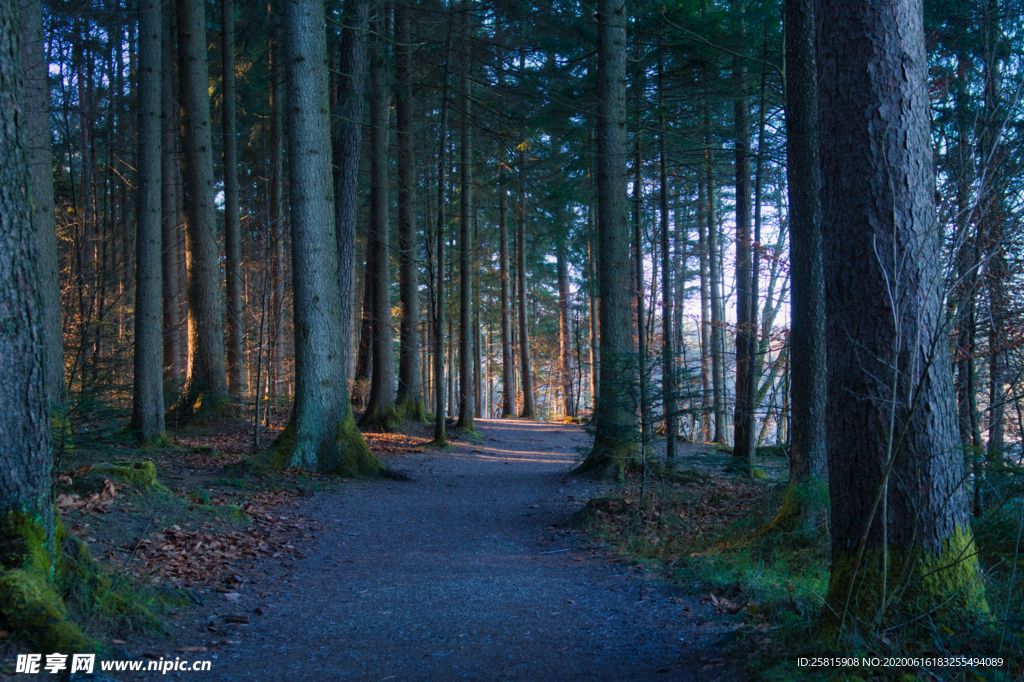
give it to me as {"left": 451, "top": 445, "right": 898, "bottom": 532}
{"left": 167, "top": 0, "right": 229, "bottom": 424}
{"left": 161, "top": 2, "right": 182, "bottom": 386}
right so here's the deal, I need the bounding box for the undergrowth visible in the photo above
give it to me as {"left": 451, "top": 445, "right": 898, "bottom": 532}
{"left": 578, "top": 463, "right": 1024, "bottom": 682}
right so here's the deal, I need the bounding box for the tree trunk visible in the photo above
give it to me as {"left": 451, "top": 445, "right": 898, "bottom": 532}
{"left": 817, "top": 0, "right": 986, "bottom": 632}
{"left": 782, "top": 0, "right": 826, "bottom": 527}
{"left": 517, "top": 146, "right": 536, "bottom": 419}
{"left": 161, "top": 1, "right": 182, "bottom": 387}
{"left": 395, "top": 0, "right": 422, "bottom": 418}
{"left": 260, "top": 0, "right": 380, "bottom": 476}
{"left": 658, "top": 45, "right": 674, "bottom": 460}
{"left": 360, "top": 5, "right": 398, "bottom": 430}
{"left": 19, "top": 0, "right": 64, "bottom": 435}
{"left": 268, "top": 0, "right": 286, "bottom": 403}
{"left": 574, "top": 0, "right": 638, "bottom": 478}
{"left": 0, "top": 5, "right": 95, "bottom": 649}
{"left": 131, "top": 0, "right": 166, "bottom": 442}
{"left": 333, "top": 0, "right": 367, "bottom": 414}
{"left": 697, "top": 176, "right": 711, "bottom": 442}
{"left": 456, "top": 2, "right": 475, "bottom": 431}
{"left": 168, "top": 0, "right": 229, "bottom": 424}
{"left": 499, "top": 175, "right": 515, "bottom": 418}
{"left": 705, "top": 107, "right": 725, "bottom": 443}
{"left": 732, "top": 0, "right": 755, "bottom": 471}
{"left": 431, "top": 16, "right": 452, "bottom": 444}
{"left": 556, "top": 238, "right": 575, "bottom": 419}
{"left": 222, "top": 0, "right": 243, "bottom": 398}
{"left": 632, "top": 103, "right": 649, "bottom": 449}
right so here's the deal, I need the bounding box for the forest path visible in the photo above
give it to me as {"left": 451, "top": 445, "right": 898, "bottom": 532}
{"left": 198, "top": 418, "right": 732, "bottom": 682}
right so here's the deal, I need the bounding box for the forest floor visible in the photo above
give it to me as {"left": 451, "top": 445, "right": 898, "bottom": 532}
{"left": 1, "top": 415, "right": 763, "bottom": 681}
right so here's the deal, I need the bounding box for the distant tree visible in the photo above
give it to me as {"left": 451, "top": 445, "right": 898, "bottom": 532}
{"left": 456, "top": 1, "right": 476, "bottom": 432}
{"left": 222, "top": 0, "right": 244, "bottom": 398}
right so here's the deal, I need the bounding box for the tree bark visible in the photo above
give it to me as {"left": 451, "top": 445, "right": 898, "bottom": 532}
{"left": 705, "top": 106, "right": 725, "bottom": 443}
{"left": 1, "top": 0, "right": 53, "bottom": 527}
{"left": 168, "top": 0, "right": 229, "bottom": 424}
{"left": 817, "top": 0, "right": 986, "bottom": 631}
{"left": 19, "top": 0, "right": 63, "bottom": 431}
{"left": 575, "top": 0, "right": 638, "bottom": 478}
{"left": 395, "top": 0, "right": 422, "bottom": 418}
{"left": 131, "top": 0, "right": 166, "bottom": 442}
{"left": 222, "top": 0, "right": 244, "bottom": 398}
{"left": 359, "top": 5, "right": 398, "bottom": 430}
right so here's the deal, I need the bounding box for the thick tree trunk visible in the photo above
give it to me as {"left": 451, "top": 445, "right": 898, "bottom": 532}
{"left": 131, "top": 0, "right": 166, "bottom": 442}
{"left": 1, "top": 0, "right": 54, "bottom": 527}
{"left": 732, "top": 0, "right": 755, "bottom": 470}
{"left": 575, "top": 0, "right": 638, "bottom": 478}
{"left": 161, "top": 2, "right": 182, "bottom": 387}
{"left": 817, "top": 0, "right": 986, "bottom": 632}
{"left": 260, "top": 0, "right": 380, "bottom": 476}
{"left": 19, "top": 0, "right": 63, "bottom": 431}
{"left": 395, "top": 1, "right": 422, "bottom": 418}
{"left": 333, "top": 0, "right": 367, "bottom": 412}
{"left": 360, "top": 6, "right": 398, "bottom": 430}
{"left": 222, "top": 0, "right": 243, "bottom": 398}
{"left": 167, "top": 0, "right": 229, "bottom": 425}
{"left": 456, "top": 3, "right": 475, "bottom": 431}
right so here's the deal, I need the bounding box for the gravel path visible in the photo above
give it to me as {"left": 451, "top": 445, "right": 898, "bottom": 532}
{"left": 195, "top": 419, "right": 734, "bottom": 681}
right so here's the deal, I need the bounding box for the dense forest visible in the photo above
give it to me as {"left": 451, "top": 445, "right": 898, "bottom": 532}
{"left": 1, "top": 0, "right": 1023, "bottom": 678}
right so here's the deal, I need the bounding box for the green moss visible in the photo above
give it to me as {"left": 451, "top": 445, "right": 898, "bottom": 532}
{"left": 751, "top": 468, "right": 767, "bottom": 480}
{"left": 92, "top": 461, "right": 158, "bottom": 487}
{"left": 573, "top": 431, "right": 640, "bottom": 481}
{"left": 333, "top": 410, "right": 385, "bottom": 477}
{"left": 816, "top": 526, "right": 989, "bottom": 638}
{"left": 252, "top": 410, "right": 384, "bottom": 478}
{"left": 359, "top": 403, "right": 402, "bottom": 432}
{"left": 396, "top": 398, "right": 425, "bottom": 422}
{"left": 0, "top": 511, "right": 97, "bottom": 653}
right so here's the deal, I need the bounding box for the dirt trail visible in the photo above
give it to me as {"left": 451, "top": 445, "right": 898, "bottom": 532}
{"left": 183, "top": 419, "right": 732, "bottom": 681}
